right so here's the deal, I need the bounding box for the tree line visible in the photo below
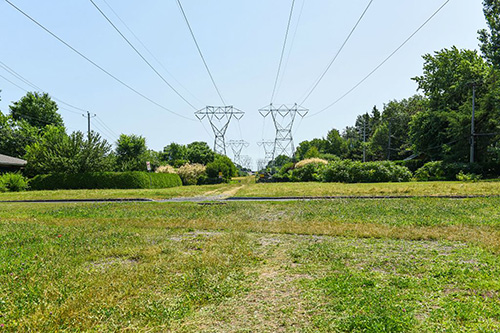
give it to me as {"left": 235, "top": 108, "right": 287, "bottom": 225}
{"left": 293, "top": 1, "right": 499, "bottom": 173}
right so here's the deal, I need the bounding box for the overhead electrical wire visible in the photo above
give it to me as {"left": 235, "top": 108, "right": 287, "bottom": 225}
{"left": 1, "top": 63, "right": 119, "bottom": 138}
{"left": 88, "top": 0, "right": 198, "bottom": 110}
{"left": 4, "top": 0, "right": 195, "bottom": 122}
{"left": 99, "top": 0, "right": 204, "bottom": 106}
{"left": 300, "top": 0, "right": 374, "bottom": 104}
{"left": 0, "top": 61, "right": 83, "bottom": 115}
{"left": 276, "top": 0, "right": 306, "bottom": 98}
{"left": 308, "top": 0, "right": 451, "bottom": 118}
{"left": 175, "top": 0, "right": 226, "bottom": 106}
{"left": 270, "top": 0, "right": 296, "bottom": 104}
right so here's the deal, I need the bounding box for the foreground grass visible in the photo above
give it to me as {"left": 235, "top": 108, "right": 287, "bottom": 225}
{"left": 1, "top": 198, "right": 500, "bottom": 331}
{"left": 236, "top": 180, "right": 500, "bottom": 197}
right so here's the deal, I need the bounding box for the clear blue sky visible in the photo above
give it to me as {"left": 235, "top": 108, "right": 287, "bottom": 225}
{"left": 0, "top": 0, "right": 487, "bottom": 169}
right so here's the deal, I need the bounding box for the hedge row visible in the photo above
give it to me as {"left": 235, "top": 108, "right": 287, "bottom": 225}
{"left": 271, "top": 160, "right": 412, "bottom": 183}
{"left": 30, "top": 172, "right": 182, "bottom": 190}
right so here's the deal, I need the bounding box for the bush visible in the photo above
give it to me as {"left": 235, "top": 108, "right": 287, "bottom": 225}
{"left": 414, "top": 161, "right": 483, "bottom": 181}
{"left": 0, "top": 173, "right": 29, "bottom": 192}
{"left": 456, "top": 171, "right": 482, "bottom": 182}
{"left": 30, "top": 172, "right": 182, "bottom": 190}
{"left": 295, "top": 158, "right": 328, "bottom": 169}
{"left": 177, "top": 164, "right": 206, "bottom": 185}
{"left": 290, "top": 162, "right": 326, "bottom": 182}
{"left": 394, "top": 159, "right": 426, "bottom": 172}
{"left": 204, "top": 155, "right": 237, "bottom": 183}
{"left": 155, "top": 165, "right": 176, "bottom": 174}
{"left": 321, "top": 160, "right": 412, "bottom": 183}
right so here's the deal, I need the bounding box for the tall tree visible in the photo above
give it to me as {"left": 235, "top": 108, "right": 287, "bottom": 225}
{"left": 186, "top": 141, "right": 215, "bottom": 165}
{"left": 115, "top": 134, "right": 148, "bottom": 171}
{"left": 479, "top": 0, "right": 500, "bottom": 69}
{"left": 9, "top": 92, "right": 64, "bottom": 129}
{"left": 0, "top": 111, "right": 40, "bottom": 158}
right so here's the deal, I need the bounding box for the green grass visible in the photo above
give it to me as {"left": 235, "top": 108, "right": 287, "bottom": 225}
{"left": 1, "top": 196, "right": 500, "bottom": 331}
{"left": 236, "top": 180, "right": 500, "bottom": 197}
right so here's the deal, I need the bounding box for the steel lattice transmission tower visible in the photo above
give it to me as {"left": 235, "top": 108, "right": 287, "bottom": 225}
{"left": 195, "top": 106, "right": 244, "bottom": 155}
{"left": 226, "top": 140, "right": 249, "bottom": 166}
{"left": 259, "top": 103, "right": 308, "bottom": 158}
{"left": 257, "top": 140, "right": 275, "bottom": 162}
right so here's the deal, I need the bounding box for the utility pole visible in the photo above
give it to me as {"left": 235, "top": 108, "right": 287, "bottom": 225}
{"left": 363, "top": 117, "right": 367, "bottom": 163}
{"left": 82, "top": 111, "right": 96, "bottom": 140}
{"left": 470, "top": 84, "right": 476, "bottom": 163}
{"left": 387, "top": 118, "right": 392, "bottom": 160}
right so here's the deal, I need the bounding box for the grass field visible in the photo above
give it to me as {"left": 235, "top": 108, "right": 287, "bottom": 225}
{"left": 1, "top": 192, "right": 500, "bottom": 331}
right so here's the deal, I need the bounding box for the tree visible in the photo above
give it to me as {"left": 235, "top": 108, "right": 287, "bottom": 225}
{"left": 412, "top": 47, "right": 490, "bottom": 111}
{"left": 163, "top": 142, "right": 188, "bottom": 166}
{"left": 324, "top": 129, "right": 345, "bottom": 156}
{"left": 115, "top": 134, "right": 148, "bottom": 171}
{"left": 25, "top": 127, "right": 112, "bottom": 176}
{"left": 186, "top": 141, "right": 215, "bottom": 165}
{"left": 479, "top": 0, "right": 500, "bottom": 69}
{"left": 9, "top": 92, "right": 64, "bottom": 129}
{"left": 0, "top": 111, "right": 40, "bottom": 158}
{"left": 411, "top": 47, "right": 497, "bottom": 164}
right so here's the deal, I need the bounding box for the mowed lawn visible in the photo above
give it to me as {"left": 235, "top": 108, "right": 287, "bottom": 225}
{"left": 1, "top": 182, "right": 500, "bottom": 331}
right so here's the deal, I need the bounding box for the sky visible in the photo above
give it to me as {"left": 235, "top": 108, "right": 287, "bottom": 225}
{"left": 0, "top": 0, "right": 488, "bottom": 169}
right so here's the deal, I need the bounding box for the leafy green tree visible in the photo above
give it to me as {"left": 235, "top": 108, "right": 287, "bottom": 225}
{"left": 9, "top": 92, "right": 64, "bottom": 129}
{"left": 0, "top": 111, "right": 40, "bottom": 158}
{"left": 369, "top": 96, "right": 427, "bottom": 160}
{"left": 411, "top": 47, "right": 496, "bottom": 163}
{"left": 324, "top": 129, "right": 345, "bottom": 156}
{"left": 479, "top": 0, "right": 500, "bottom": 69}
{"left": 186, "top": 141, "right": 215, "bottom": 165}
{"left": 25, "top": 127, "right": 112, "bottom": 176}
{"left": 163, "top": 142, "right": 188, "bottom": 166}
{"left": 412, "top": 47, "right": 490, "bottom": 111}
{"left": 115, "top": 134, "right": 148, "bottom": 171}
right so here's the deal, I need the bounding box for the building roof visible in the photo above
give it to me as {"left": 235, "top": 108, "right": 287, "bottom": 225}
{"left": 0, "top": 154, "right": 27, "bottom": 167}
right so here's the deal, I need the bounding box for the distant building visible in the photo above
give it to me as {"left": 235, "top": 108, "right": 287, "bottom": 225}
{"left": 0, "top": 154, "right": 27, "bottom": 173}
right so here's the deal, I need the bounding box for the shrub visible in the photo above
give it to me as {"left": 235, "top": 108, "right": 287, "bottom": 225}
{"left": 177, "top": 164, "right": 206, "bottom": 185}
{"left": 30, "top": 172, "right": 182, "bottom": 190}
{"left": 295, "top": 158, "right": 328, "bottom": 169}
{"left": 414, "top": 161, "right": 445, "bottom": 181}
{"left": 0, "top": 173, "right": 29, "bottom": 192}
{"left": 414, "top": 162, "right": 483, "bottom": 181}
{"left": 155, "top": 165, "right": 176, "bottom": 174}
{"left": 290, "top": 162, "right": 326, "bottom": 182}
{"left": 321, "top": 160, "right": 412, "bottom": 183}
{"left": 456, "top": 171, "right": 482, "bottom": 182}
{"left": 204, "top": 155, "right": 237, "bottom": 183}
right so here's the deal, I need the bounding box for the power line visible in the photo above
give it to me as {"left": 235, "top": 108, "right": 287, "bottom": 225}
{"left": 0, "top": 61, "right": 84, "bottom": 115}
{"left": 300, "top": 0, "right": 374, "bottom": 104}
{"left": 276, "top": 0, "right": 306, "bottom": 98}
{"left": 1, "top": 66, "right": 119, "bottom": 139}
{"left": 4, "top": 0, "right": 195, "bottom": 122}
{"left": 175, "top": 0, "right": 226, "bottom": 105}
{"left": 270, "top": 0, "right": 296, "bottom": 104}
{"left": 88, "top": 0, "right": 198, "bottom": 110}
{"left": 100, "top": 0, "right": 204, "bottom": 106}
{"left": 308, "top": 0, "right": 451, "bottom": 118}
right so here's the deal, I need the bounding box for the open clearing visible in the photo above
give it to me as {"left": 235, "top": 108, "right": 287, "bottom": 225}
{"left": 1, "top": 181, "right": 500, "bottom": 331}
